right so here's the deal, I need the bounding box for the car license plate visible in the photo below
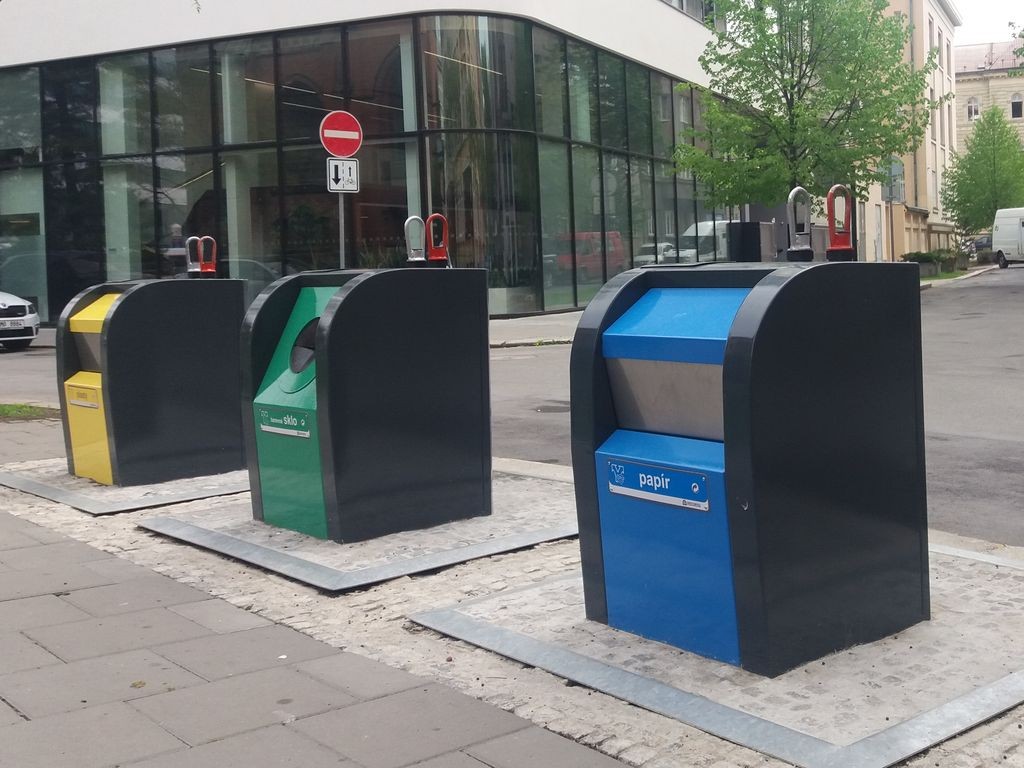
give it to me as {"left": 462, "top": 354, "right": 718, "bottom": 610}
{"left": 0, "top": 319, "right": 24, "bottom": 329}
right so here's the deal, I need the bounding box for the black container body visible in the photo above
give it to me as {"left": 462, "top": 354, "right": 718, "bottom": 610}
{"left": 242, "top": 268, "right": 492, "bottom": 543}
{"left": 571, "top": 262, "right": 929, "bottom": 677}
{"left": 57, "top": 279, "right": 246, "bottom": 485}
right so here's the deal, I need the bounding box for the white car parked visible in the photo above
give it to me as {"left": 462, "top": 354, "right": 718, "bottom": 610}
{"left": 0, "top": 290, "right": 40, "bottom": 351}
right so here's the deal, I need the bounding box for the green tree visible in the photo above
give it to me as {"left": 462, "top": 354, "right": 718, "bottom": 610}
{"left": 677, "top": 0, "right": 941, "bottom": 207}
{"left": 941, "top": 107, "right": 1024, "bottom": 236}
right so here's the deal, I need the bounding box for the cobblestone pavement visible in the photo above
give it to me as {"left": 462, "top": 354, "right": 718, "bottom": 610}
{"left": 4, "top": 473, "right": 1024, "bottom": 767}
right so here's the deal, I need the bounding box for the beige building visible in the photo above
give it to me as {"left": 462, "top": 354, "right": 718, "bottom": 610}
{"left": 954, "top": 41, "right": 1024, "bottom": 155}
{"left": 863, "top": 0, "right": 961, "bottom": 262}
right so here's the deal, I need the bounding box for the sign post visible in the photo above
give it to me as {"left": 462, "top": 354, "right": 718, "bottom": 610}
{"left": 319, "top": 111, "right": 363, "bottom": 269}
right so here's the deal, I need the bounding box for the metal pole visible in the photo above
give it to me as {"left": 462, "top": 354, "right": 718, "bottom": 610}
{"left": 338, "top": 193, "right": 346, "bottom": 269}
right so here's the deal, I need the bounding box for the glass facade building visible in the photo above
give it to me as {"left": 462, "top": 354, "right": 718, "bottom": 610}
{"left": 0, "top": 13, "right": 731, "bottom": 321}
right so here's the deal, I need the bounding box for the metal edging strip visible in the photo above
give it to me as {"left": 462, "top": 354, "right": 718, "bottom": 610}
{"left": 139, "top": 517, "right": 579, "bottom": 593}
{"left": 409, "top": 608, "right": 840, "bottom": 768}
{"left": 0, "top": 471, "right": 249, "bottom": 515}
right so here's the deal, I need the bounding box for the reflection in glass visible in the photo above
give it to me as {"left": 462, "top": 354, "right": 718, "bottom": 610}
{"left": 534, "top": 28, "right": 567, "bottom": 137}
{"left": 603, "top": 152, "right": 630, "bottom": 279}
{"left": 156, "top": 153, "right": 217, "bottom": 276}
{"left": 421, "top": 16, "right": 534, "bottom": 131}
{"left": 654, "top": 162, "right": 677, "bottom": 262}
{"left": 677, "top": 174, "right": 697, "bottom": 263}
{"left": 220, "top": 147, "right": 280, "bottom": 305}
{"left": 630, "top": 157, "right": 653, "bottom": 269}
{"left": 41, "top": 61, "right": 98, "bottom": 161}
{"left": 154, "top": 45, "right": 213, "bottom": 149}
{"left": 278, "top": 29, "right": 344, "bottom": 143}
{"left": 567, "top": 41, "right": 598, "bottom": 144}
{"left": 0, "top": 168, "right": 47, "bottom": 317}
{"left": 428, "top": 132, "right": 540, "bottom": 313}
{"left": 626, "top": 63, "right": 652, "bottom": 156}
{"left": 282, "top": 146, "right": 339, "bottom": 271}
{"left": 597, "top": 52, "right": 626, "bottom": 150}
{"left": 0, "top": 68, "right": 42, "bottom": 166}
{"left": 215, "top": 37, "right": 276, "bottom": 145}
{"left": 572, "top": 145, "right": 602, "bottom": 304}
{"left": 348, "top": 20, "right": 417, "bottom": 135}
{"left": 538, "top": 140, "right": 573, "bottom": 309}
{"left": 653, "top": 74, "right": 674, "bottom": 160}
{"left": 44, "top": 162, "right": 105, "bottom": 317}
{"left": 98, "top": 53, "right": 152, "bottom": 156}
{"left": 101, "top": 157, "right": 155, "bottom": 280}
{"left": 694, "top": 189, "right": 717, "bottom": 261}
{"left": 352, "top": 140, "right": 420, "bottom": 268}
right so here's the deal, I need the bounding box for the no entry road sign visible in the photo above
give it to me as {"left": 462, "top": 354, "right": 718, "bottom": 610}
{"left": 319, "top": 111, "right": 363, "bottom": 158}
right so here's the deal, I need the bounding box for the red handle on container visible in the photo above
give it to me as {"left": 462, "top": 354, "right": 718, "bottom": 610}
{"left": 826, "top": 185, "right": 853, "bottom": 251}
{"left": 425, "top": 213, "right": 450, "bottom": 264}
{"left": 199, "top": 235, "right": 217, "bottom": 274}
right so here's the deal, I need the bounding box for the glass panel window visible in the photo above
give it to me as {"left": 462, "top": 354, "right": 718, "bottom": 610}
{"left": 625, "top": 62, "right": 652, "bottom": 156}
{"left": 603, "top": 152, "right": 630, "bottom": 277}
{"left": 282, "top": 145, "right": 340, "bottom": 271}
{"left": 676, "top": 174, "right": 697, "bottom": 262}
{"left": 967, "top": 97, "right": 980, "bottom": 121}
{"left": 534, "top": 27, "right": 568, "bottom": 137}
{"left": 421, "top": 16, "right": 534, "bottom": 131}
{"left": 428, "top": 132, "right": 541, "bottom": 313}
{"left": 0, "top": 68, "right": 42, "bottom": 166}
{"left": 571, "top": 144, "right": 602, "bottom": 304}
{"left": 652, "top": 74, "right": 674, "bottom": 160}
{"left": 215, "top": 37, "right": 276, "bottom": 145}
{"left": 156, "top": 153, "right": 217, "bottom": 276}
{"left": 352, "top": 139, "right": 421, "bottom": 268}
{"left": 694, "top": 190, "right": 717, "bottom": 261}
{"left": 630, "top": 157, "right": 654, "bottom": 268}
{"left": 0, "top": 168, "right": 47, "bottom": 317}
{"left": 654, "top": 162, "right": 677, "bottom": 262}
{"left": 348, "top": 20, "right": 418, "bottom": 135}
{"left": 278, "top": 29, "right": 344, "bottom": 143}
{"left": 44, "top": 162, "right": 105, "bottom": 315}
{"left": 675, "top": 81, "right": 694, "bottom": 145}
{"left": 101, "top": 156, "right": 155, "bottom": 280}
{"left": 597, "top": 52, "right": 626, "bottom": 150}
{"left": 219, "top": 147, "right": 280, "bottom": 304}
{"left": 1012, "top": 94, "right": 1023, "bottom": 120}
{"left": 538, "top": 140, "right": 573, "bottom": 309}
{"left": 41, "top": 61, "right": 98, "bottom": 162}
{"left": 567, "top": 41, "right": 599, "bottom": 144}
{"left": 98, "top": 53, "right": 152, "bottom": 156}
{"left": 154, "top": 45, "right": 213, "bottom": 149}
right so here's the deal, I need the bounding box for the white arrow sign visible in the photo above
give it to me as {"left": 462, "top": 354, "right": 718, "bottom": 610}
{"left": 327, "top": 158, "right": 359, "bottom": 193}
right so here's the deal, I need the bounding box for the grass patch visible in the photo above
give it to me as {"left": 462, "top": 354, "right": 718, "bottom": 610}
{"left": 0, "top": 403, "right": 61, "bottom": 422}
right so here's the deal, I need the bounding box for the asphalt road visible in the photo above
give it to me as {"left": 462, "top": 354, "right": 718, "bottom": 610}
{"left": 3, "top": 266, "right": 1022, "bottom": 544}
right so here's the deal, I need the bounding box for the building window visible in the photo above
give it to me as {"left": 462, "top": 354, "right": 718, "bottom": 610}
{"left": 967, "top": 97, "right": 980, "bottom": 121}
{"left": 937, "top": 30, "right": 943, "bottom": 69}
{"left": 1012, "top": 94, "right": 1023, "bottom": 120}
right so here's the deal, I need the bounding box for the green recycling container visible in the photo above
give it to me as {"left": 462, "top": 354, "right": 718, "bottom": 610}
{"left": 252, "top": 286, "right": 338, "bottom": 538}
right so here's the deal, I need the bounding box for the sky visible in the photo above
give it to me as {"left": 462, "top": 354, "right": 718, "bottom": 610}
{"left": 954, "top": 0, "right": 1021, "bottom": 45}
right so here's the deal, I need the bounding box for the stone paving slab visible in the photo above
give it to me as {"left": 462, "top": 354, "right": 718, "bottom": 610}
{"left": 0, "top": 539, "right": 112, "bottom": 570}
{"left": 0, "top": 562, "right": 115, "bottom": 601}
{"left": 24, "top": 606, "right": 215, "bottom": 661}
{"left": 291, "top": 683, "right": 529, "bottom": 768}
{"left": 59, "top": 575, "right": 211, "bottom": 617}
{"left": 0, "top": 458, "right": 248, "bottom": 514}
{"left": 295, "top": 652, "right": 425, "bottom": 701}
{"left": 138, "top": 471, "right": 577, "bottom": 592}
{"left": 0, "top": 594, "right": 91, "bottom": 631}
{"left": 0, "top": 648, "right": 205, "bottom": 718}
{"left": 130, "top": 666, "right": 356, "bottom": 746}
{"left": 120, "top": 724, "right": 362, "bottom": 768}
{"left": 153, "top": 625, "right": 339, "bottom": 680}
{"left": 0, "top": 631, "right": 62, "bottom": 675}
{"left": 410, "top": 550, "right": 1024, "bottom": 768}
{"left": 466, "top": 725, "right": 630, "bottom": 768}
{"left": 167, "top": 598, "right": 274, "bottom": 634}
{"left": 0, "top": 701, "right": 185, "bottom": 768}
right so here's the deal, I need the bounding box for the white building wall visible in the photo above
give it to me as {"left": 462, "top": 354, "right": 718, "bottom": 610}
{"left": 0, "top": 0, "right": 713, "bottom": 86}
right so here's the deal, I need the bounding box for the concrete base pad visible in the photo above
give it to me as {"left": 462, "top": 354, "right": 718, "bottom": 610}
{"left": 411, "top": 547, "right": 1024, "bottom": 768}
{"left": 0, "top": 458, "right": 249, "bottom": 515}
{"left": 139, "top": 471, "right": 578, "bottom": 593}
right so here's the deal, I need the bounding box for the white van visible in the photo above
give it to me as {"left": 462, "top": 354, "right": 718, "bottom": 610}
{"left": 679, "top": 220, "right": 730, "bottom": 262}
{"left": 992, "top": 207, "right": 1024, "bottom": 269}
